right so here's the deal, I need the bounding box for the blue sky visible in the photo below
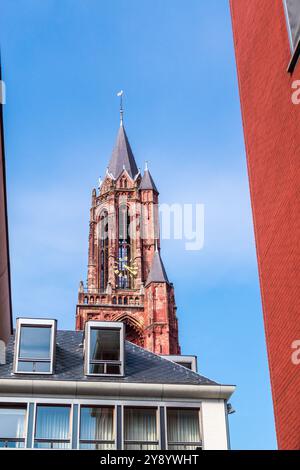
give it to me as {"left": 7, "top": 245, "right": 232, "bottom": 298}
{"left": 0, "top": 0, "right": 276, "bottom": 449}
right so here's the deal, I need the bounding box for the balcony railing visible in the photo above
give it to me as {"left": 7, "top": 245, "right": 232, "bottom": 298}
{"left": 0, "top": 438, "right": 25, "bottom": 448}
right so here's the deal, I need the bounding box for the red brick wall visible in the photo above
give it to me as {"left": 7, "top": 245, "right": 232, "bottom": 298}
{"left": 230, "top": 0, "right": 300, "bottom": 450}
{"left": 0, "top": 78, "right": 12, "bottom": 344}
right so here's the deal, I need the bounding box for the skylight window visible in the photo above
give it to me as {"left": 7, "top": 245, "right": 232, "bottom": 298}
{"left": 85, "top": 321, "right": 124, "bottom": 376}
{"left": 14, "top": 319, "right": 56, "bottom": 374}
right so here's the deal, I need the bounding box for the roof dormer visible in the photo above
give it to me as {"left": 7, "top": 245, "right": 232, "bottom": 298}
{"left": 84, "top": 321, "right": 125, "bottom": 377}
{"left": 14, "top": 318, "right": 56, "bottom": 375}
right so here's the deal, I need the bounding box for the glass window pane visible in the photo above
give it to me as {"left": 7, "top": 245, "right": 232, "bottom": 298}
{"left": 125, "top": 443, "right": 159, "bottom": 450}
{"left": 80, "top": 443, "right": 115, "bottom": 450}
{"left": 34, "top": 441, "right": 70, "bottom": 449}
{"left": 18, "top": 361, "right": 51, "bottom": 373}
{"left": 90, "top": 329, "right": 120, "bottom": 361}
{"left": 168, "top": 444, "right": 201, "bottom": 450}
{"left": 0, "top": 441, "right": 25, "bottom": 448}
{"left": 167, "top": 409, "right": 201, "bottom": 445}
{"left": 89, "top": 363, "right": 105, "bottom": 374}
{"left": 176, "top": 362, "right": 192, "bottom": 370}
{"left": 285, "top": 0, "right": 300, "bottom": 50}
{"left": 0, "top": 407, "right": 26, "bottom": 439}
{"left": 124, "top": 408, "right": 157, "bottom": 443}
{"left": 35, "top": 406, "right": 70, "bottom": 440}
{"left": 80, "top": 407, "right": 114, "bottom": 442}
{"left": 19, "top": 326, "right": 51, "bottom": 360}
{"left": 106, "top": 364, "right": 120, "bottom": 374}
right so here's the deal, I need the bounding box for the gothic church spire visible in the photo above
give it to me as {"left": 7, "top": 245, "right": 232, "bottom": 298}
{"left": 107, "top": 125, "right": 139, "bottom": 180}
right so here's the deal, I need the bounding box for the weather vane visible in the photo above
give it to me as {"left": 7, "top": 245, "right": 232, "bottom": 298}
{"left": 117, "top": 90, "right": 124, "bottom": 125}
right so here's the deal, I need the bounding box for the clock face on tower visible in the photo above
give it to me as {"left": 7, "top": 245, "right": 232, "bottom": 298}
{"left": 114, "top": 256, "right": 138, "bottom": 284}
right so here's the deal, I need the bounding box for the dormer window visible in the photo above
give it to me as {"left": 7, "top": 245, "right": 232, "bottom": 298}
{"left": 14, "top": 319, "right": 56, "bottom": 374}
{"left": 161, "top": 355, "right": 198, "bottom": 373}
{"left": 85, "top": 321, "right": 124, "bottom": 376}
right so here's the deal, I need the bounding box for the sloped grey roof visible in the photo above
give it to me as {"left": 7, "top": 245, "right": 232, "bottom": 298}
{"left": 0, "top": 331, "right": 217, "bottom": 386}
{"left": 145, "top": 250, "right": 169, "bottom": 286}
{"left": 107, "top": 125, "right": 139, "bottom": 180}
{"left": 139, "top": 169, "right": 158, "bottom": 193}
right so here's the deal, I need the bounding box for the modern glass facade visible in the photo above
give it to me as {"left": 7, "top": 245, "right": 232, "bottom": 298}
{"left": 0, "top": 402, "right": 202, "bottom": 450}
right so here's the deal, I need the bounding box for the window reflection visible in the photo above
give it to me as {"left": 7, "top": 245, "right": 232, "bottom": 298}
{"left": 285, "top": 0, "right": 300, "bottom": 51}
{"left": 34, "top": 405, "right": 71, "bottom": 449}
{"left": 18, "top": 326, "right": 52, "bottom": 373}
{"left": 79, "top": 406, "right": 115, "bottom": 449}
{"left": 0, "top": 406, "right": 26, "bottom": 448}
{"left": 89, "top": 328, "right": 121, "bottom": 375}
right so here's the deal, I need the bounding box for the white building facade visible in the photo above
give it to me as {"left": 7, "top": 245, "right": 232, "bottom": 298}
{"left": 0, "top": 318, "right": 235, "bottom": 450}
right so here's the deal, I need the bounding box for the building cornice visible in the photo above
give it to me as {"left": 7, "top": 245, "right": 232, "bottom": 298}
{"left": 0, "top": 379, "right": 235, "bottom": 401}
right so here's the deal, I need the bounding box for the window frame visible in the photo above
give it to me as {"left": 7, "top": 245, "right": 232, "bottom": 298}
{"left": 283, "top": 0, "right": 300, "bottom": 72}
{"left": 166, "top": 407, "right": 202, "bottom": 451}
{"left": 14, "top": 318, "right": 56, "bottom": 375}
{"left": 33, "top": 403, "right": 72, "bottom": 449}
{"left": 85, "top": 321, "right": 125, "bottom": 377}
{"left": 161, "top": 355, "right": 198, "bottom": 372}
{"left": 0, "top": 399, "right": 209, "bottom": 450}
{"left": 0, "top": 403, "right": 28, "bottom": 449}
{"left": 123, "top": 406, "right": 160, "bottom": 450}
{"left": 78, "top": 405, "right": 116, "bottom": 449}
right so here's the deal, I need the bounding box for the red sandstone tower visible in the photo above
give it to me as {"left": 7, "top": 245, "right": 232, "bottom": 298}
{"left": 231, "top": 0, "right": 300, "bottom": 450}
{"left": 76, "top": 110, "right": 180, "bottom": 355}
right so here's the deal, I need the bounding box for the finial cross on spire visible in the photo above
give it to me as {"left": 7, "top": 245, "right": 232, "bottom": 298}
{"left": 117, "top": 90, "right": 124, "bottom": 126}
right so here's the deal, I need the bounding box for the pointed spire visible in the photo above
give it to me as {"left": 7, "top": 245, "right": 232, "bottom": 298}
{"left": 145, "top": 248, "right": 169, "bottom": 286}
{"left": 107, "top": 124, "right": 139, "bottom": 180}
{"left": 139, "top": 162, "right": 159, "bottom": 193}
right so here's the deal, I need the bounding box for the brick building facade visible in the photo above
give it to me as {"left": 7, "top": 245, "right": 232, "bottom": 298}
{"left": 0, "top": 62, "right": 12, "bottom": 347}
{"left": 76, "top": 118, "right": 180, "bottom": 355}
{"left": 230, "top": 0, "right": 300, "bottom": 450}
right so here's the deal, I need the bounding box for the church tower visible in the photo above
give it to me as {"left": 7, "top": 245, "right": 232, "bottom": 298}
{"left": 76, "top": 104, "right": 180, "bottom": 355}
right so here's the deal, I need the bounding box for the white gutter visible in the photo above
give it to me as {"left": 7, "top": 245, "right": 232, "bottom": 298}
{"left": 0, "top": 379, "right": 235, "bottom": 401}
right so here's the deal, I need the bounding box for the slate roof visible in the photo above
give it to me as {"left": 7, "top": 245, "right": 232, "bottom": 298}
{"left": 0, "top": 331, "right": 217, "bottom": 386}
{"left": 139, "top": 169, "right": 158, "bottom": 193}
{"left": 107, "top": 125, "right": 139, "bottom": 180}
{"left": 145, "top": 250, "right": 169, "bottom": 286}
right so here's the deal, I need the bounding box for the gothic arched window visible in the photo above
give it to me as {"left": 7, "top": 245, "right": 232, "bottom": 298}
{"left": 117, "top": 203, "right": 132, "bottom": 289}
{"left": 99, "top": 210, "right": 109, "bottom": 291}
